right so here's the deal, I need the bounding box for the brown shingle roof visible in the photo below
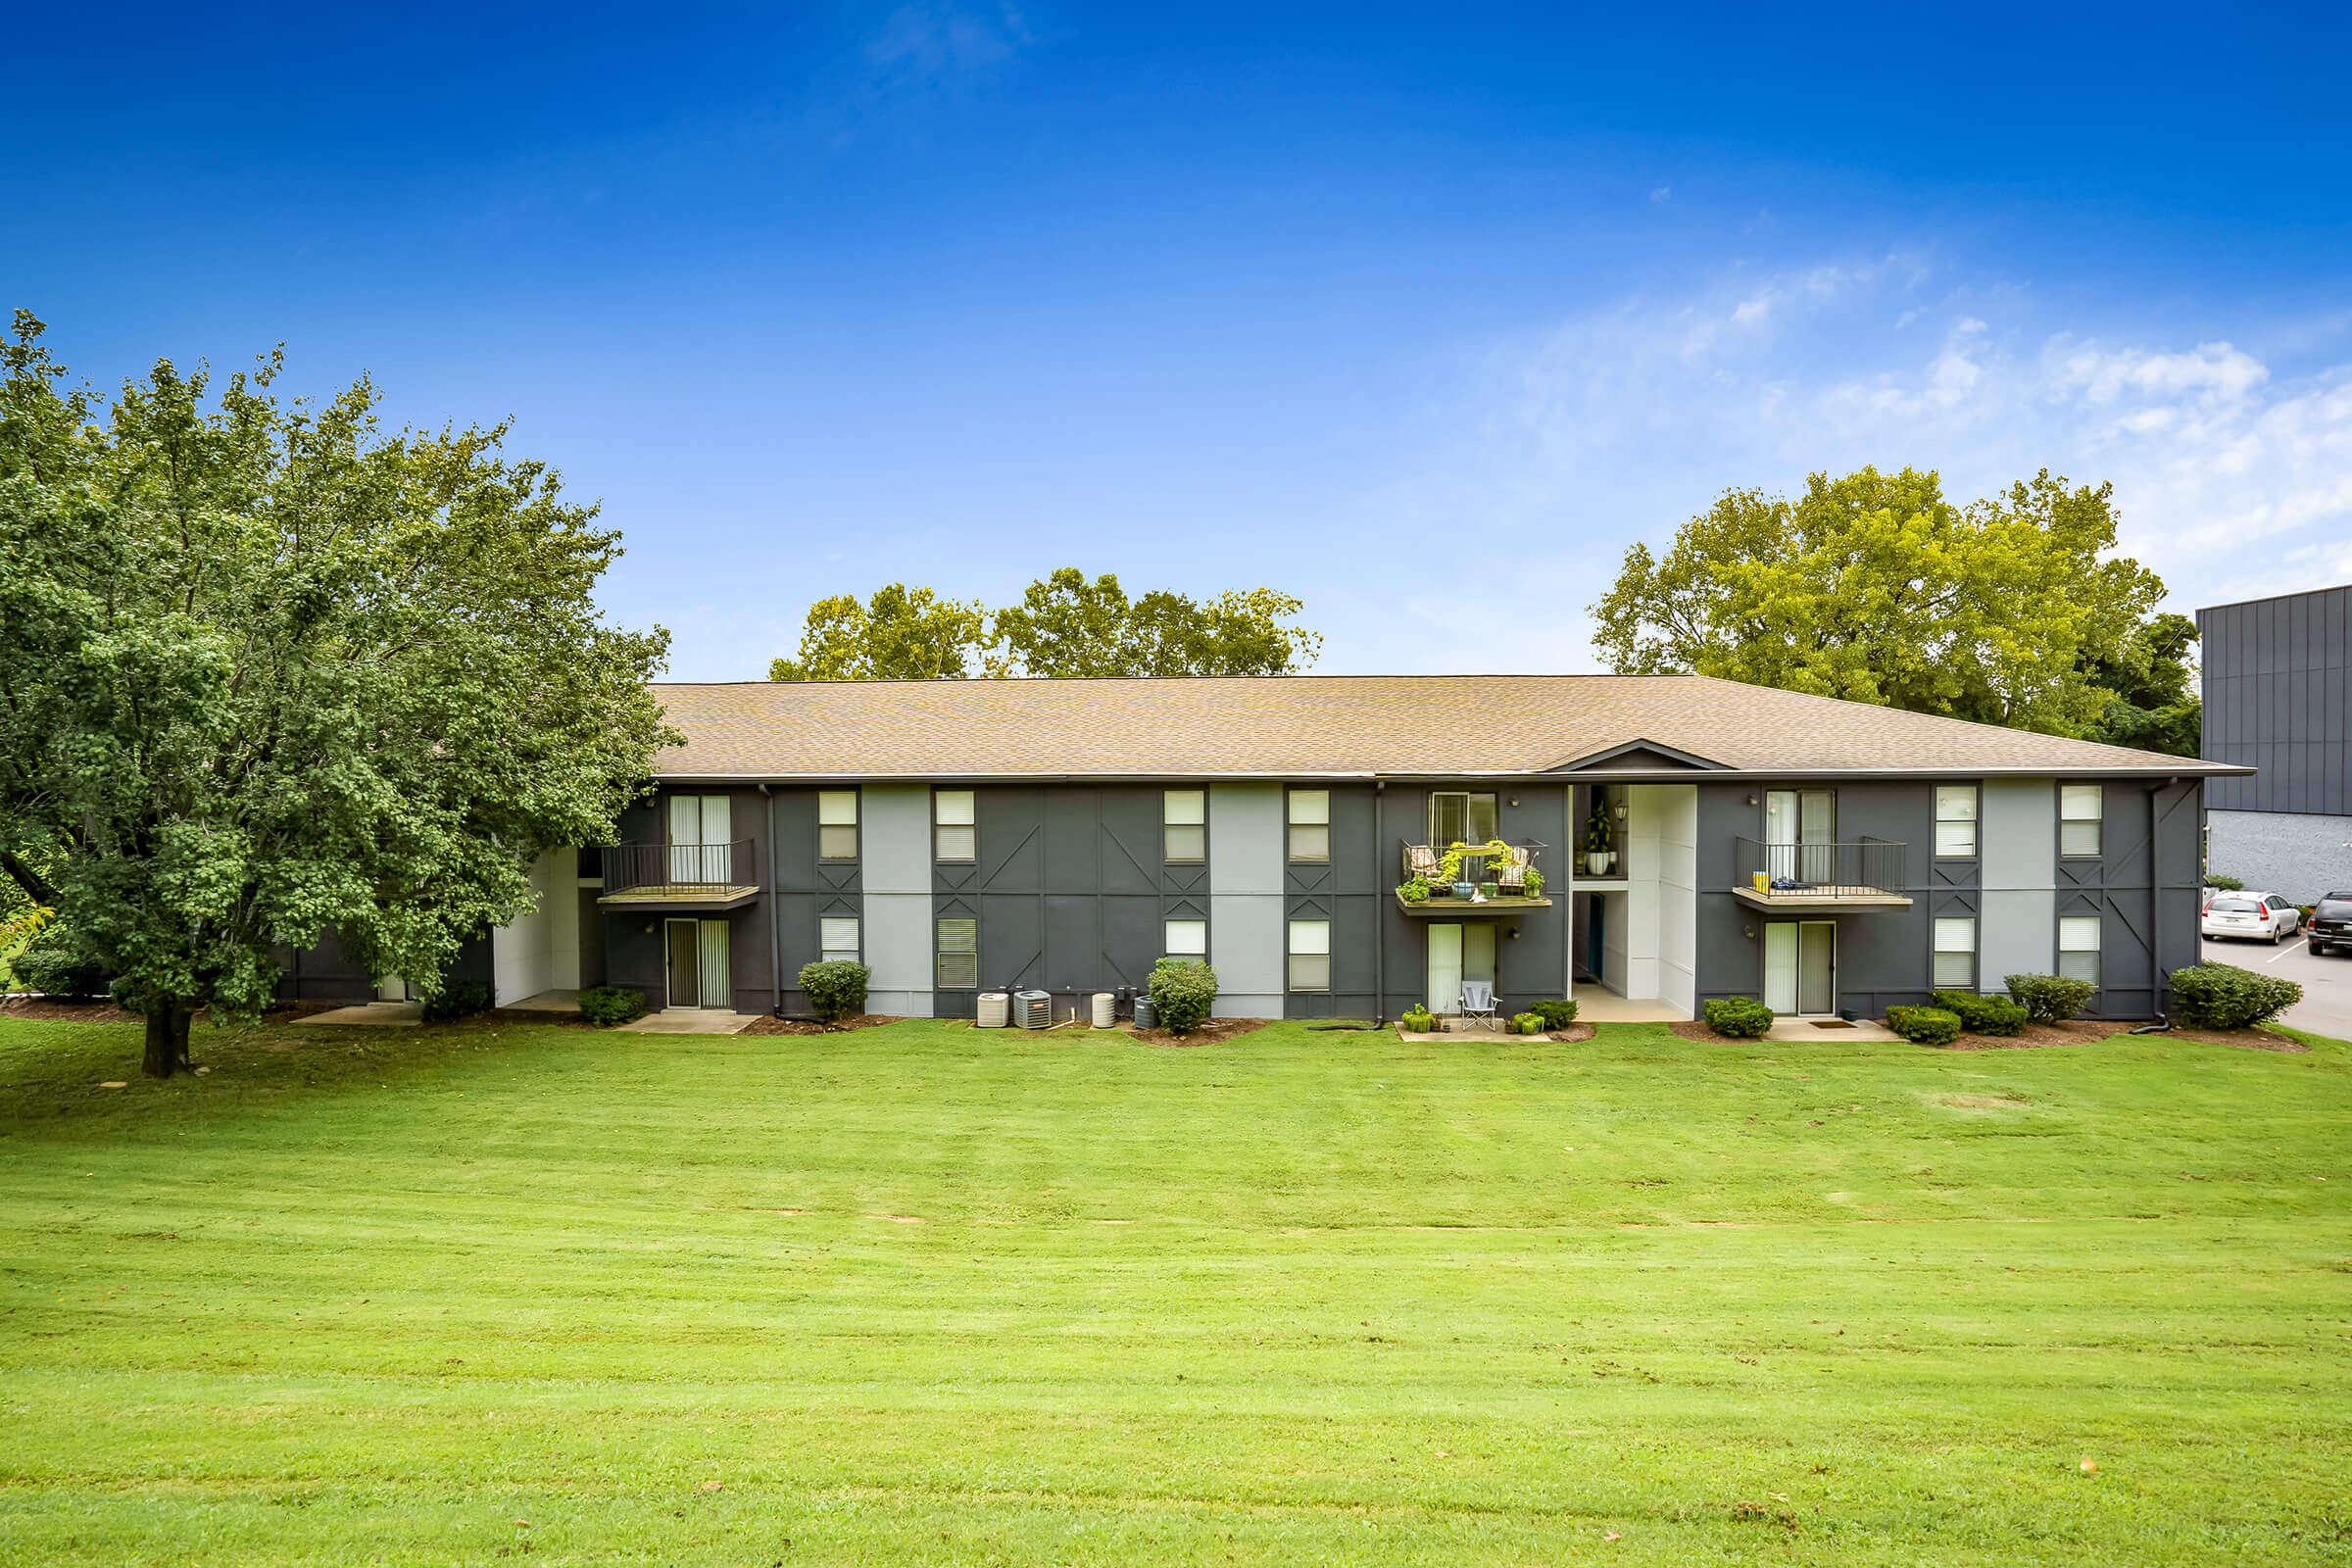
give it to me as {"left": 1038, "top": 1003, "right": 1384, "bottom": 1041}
{"left": 647, "top": 674, "right": 2240, "bottom": 780}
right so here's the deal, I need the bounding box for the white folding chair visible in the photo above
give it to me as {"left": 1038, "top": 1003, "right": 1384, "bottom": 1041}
{"left": 1459, "top": 980, "right": 1497, "bottom": 1028}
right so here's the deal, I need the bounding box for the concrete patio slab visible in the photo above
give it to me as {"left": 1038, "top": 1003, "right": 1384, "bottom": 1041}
{"left": 617, "top": 1007, "right": 760, "bottom": 1036}
{"left": 1765, "top": 1016, "right": 1901, "bottom": 1043}
{"left": 1572, "top": 992, "right": 1689, "bottom": 1024}
{"left": 292, "top": 1001, "right": 423, "bottom": 1027}
{"left": 499, "top": 989, "right": 582, "bottom": 1015}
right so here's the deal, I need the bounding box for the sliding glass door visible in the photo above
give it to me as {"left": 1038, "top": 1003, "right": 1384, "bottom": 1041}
{"left": 664, "top": 918, "right": 732, "bottom": 1010}
{"left": 1763, "top": 920, "right": 1836, "bottom": 1015}
{"left": 1763, "top": 789, "right": 1836, "bottom": 885}
{"left": 1425, "top": 922, "right": 1497, "bottom": 1014}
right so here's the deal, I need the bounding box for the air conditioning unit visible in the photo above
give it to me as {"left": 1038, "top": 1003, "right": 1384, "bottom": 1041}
{"left": 975, "top": 991, "right": 1010, "bottom": 1028}
{"left": 1133, "top": 995, "right": 1157, "bottom": 1029}
{"left": 1091, "top": 992, "right": 1116, "bottom": 1028}
{"left": 1013, "top": 989, "right": 1053, "bottom": 1029}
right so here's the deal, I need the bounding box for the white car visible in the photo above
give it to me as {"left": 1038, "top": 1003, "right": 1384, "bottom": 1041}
{"left": 2201, "top": 892, "right": 2302, "bottom": 944}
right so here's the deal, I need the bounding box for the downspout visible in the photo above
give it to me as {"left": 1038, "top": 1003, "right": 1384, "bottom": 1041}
{"left": 1372, "top": 780, "right": 1386, "bottom": 1025}
{"left": 761, "top": 784, "right": 782, "bottom": 1016}
{"left": 2147, "top": 778, "right": 2170, "bottom": 1026}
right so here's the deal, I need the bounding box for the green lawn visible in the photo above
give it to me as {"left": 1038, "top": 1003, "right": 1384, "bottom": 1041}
{"left": 1, "top": 1015, "right": 2348, "bottom": 1566}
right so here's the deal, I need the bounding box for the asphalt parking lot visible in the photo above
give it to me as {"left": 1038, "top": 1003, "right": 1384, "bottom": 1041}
{"left": 2198, "top": 931, "right": 2352, "bottom": 1037}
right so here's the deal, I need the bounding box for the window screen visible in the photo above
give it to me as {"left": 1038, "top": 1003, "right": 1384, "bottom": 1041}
{"left": 936, "top": 917, "right": 978, "bottom": 989}
{"left": 1288, "top": 918, "right": 1331, "bottom": 992}
{"left": 819, "top": 916, "right": 859, "bottom": 966}
{"left": 1288, "top": 789, "right": 1330, "bottom": 862}
{"left": 934, "top": 789, "right": 975, "bottom": 862}
{"left": 1935, "top": 785, "right": 1978, "bottom": 858}
{"left": 1163, "top": 790, "right": 1205, "bottom": 863}
{"left": 1932, "top": 915, "right": 1975, "bottom": 990}
{"left": 2059, "top": 785, "right": 2103, "bottom": 858}
{"left": 817, "top": 790, "right": 858, "bottom": 860}
{"left": 2058, "top": 914, "right": 2101, "bottom": 985}
{"left": 1164, "top": 918, "right": 1207, "bottom": 958}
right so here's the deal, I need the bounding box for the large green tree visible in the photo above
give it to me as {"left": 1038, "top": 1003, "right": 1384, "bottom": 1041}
{"left": 1591, "top": 466, "right": 2177, "bottom": 739}
{"left": 0, "top": 314, "right": 672, "bottom": 1075}
{"left": 767, "top": 567, "right": 1323, "bottom": 680}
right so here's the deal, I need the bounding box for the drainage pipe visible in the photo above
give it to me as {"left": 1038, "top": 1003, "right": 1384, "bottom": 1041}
{"left": 1372, "top": 780, "right": 1386, "bottom": 1025}
{"left": 761, "top": 784, "right": 782, "bottom": 1016}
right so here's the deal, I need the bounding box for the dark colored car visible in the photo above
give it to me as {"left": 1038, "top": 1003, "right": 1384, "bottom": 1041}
{"left": 2308, "top": 893, "right": 2352, "bottom": 956}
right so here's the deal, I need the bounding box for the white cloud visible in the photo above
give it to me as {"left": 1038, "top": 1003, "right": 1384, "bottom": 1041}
{"left": 1649, "top": 185, "right": 1673, "bottom": 204}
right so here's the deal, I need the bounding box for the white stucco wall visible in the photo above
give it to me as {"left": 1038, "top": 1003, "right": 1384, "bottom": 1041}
{"left": 491, "top": 847, "right": 581, "bottom": 1004}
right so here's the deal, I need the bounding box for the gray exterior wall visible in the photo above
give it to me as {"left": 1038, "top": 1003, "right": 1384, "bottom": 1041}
{"left": 860, "top": 784, "right": 933, "bottom": 1017}
{"left": 2206, "top": 808, "right": 2352, "bottom": 904}
{"left": 1979, "top": 778, "right": 2055, "bottom": 991}
{"left": 2202, "top": 585, "right": 2352, "bottom": 816}
{"left": 601, "top": 786, "right": 781, "bottom": 1015}
{"left": 1209, "top": 783, "right": 1286, "bottom": 1018}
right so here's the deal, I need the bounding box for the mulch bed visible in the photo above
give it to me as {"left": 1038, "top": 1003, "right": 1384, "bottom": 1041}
{"left": 1128, "top": 1017, "right": 1268, "bottom": 1048}
{"left": 1940, "top": 1018, "right": 2306, "bottom": 1052}
{"left": 1668, "top": 1020, "right": 1735, "bottom": 1043}
{"left": 739, "top": 1013, "right": 905, "bottom": 1037}
{"left": 0, "top": 996, "right": 137, "bottom": 1023}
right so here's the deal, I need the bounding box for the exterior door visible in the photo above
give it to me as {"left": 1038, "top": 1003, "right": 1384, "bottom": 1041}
{"left": 665, "top": 919, "right": 700, "bottom": 1008}
{"left": 1763, "top": 920, "right": 1836, "bottom": 1014}
{"left": 1425, "top": 921, "right": 1498, "bottom": 1014}
{"left": 668, "top": 794, "right": 731, "bottom": 883}
{"left": 1764, "top": 789, "right": 1836, "bottom": 884}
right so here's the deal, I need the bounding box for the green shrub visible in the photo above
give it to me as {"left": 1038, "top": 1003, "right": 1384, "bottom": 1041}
{"left": 799, "top": 959, "right": 870, "bottom": 1023}
{"left": 1703, "top": 997, "right": 1773, "bottom": 1038}
{"left": 13, "top": 927, "right": 110, "bottom": 999}
{"left": 2004, "top": 973, "right": 2096, "bottom": 1023}
{"left": 2203, "top": 873, "right": 2243, "bottom": 891}
{"left": 1886, "top": 1004, "right": 1963, "bottom": 1046}
{"left": 1932, "top": 990, "right": 2027, "bottom": 1037}
{"left": 1148, "top": 956, "right": 1219, "bottom": 1034}
{"left": 1399, "top": 1004, "right": 1437, "bottom": 1033}
{"left": 577, "top": 985, "right": 648, "bottom": 1026}
{"left": 1530, "top": 998, "right": 1579, "bottom": 1029}
{"left": 421, "top": 980, "right": 491, "bottom": 1023}
{"left": 2168, "top": 962, "right": 2302, "bottom": 1030}
{"left": 1511, "top": 1010, "right": 1545, "bottom": 1036}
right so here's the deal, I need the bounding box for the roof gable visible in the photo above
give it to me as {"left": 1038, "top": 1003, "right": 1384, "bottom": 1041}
{"left": 1544, "top": 739, "right": 1726, "bottom": 773}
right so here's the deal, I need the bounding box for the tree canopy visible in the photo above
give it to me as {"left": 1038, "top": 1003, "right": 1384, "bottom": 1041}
{"left": 0, "top": 313, "right": 673, "bottom": 1074}
{"left": 1591, "top": 465, "right": 2196, "bottom": 749}
{"left": 767, "top": 568, "right": 1323, "bottom": 680}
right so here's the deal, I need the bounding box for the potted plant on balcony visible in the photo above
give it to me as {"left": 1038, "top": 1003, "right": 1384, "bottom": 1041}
{"left": 1397, "top": 875, "right": 1431, "bottom": 904}
{"left": 1583, "top": 797, "right": 1615, "bottom": 876}
{"left": 1522, "top": 866, "right": 1544, "bottom": 899}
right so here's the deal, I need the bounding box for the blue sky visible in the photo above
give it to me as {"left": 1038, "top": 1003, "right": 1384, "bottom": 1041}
{"left": 9, "top": 2, "right": 2351, "bottom": 677}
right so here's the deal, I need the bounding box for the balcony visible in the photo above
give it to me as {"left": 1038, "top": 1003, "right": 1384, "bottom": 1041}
{"left": 1396, "top": 839, "right": 1551, "bottom": 915}
{"left": 1731, "top": 837, "right": 1910, "bottom": 911}
{"left": 597, "top": 840, "right": 760, "bottom": 910}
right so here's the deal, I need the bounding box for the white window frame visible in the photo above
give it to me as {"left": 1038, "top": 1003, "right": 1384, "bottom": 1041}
{"left": 1163, "top": 789, "right": 1206, "bottom": 864}
{"left": 817, "top": 790, "right": 859, "bottom": 861}
{"left": 936, "top": 916, "right": 978, "bottom": 990}
{"left": 2058, "top": 914, "right": 2102, "bottom": 987}
{"left": 819, "top": 915, "right": 860, "bottom": 967}
{"left": 934, "top": 789, "right": 976, "bottom": 863}
{"left": 1288, "top": 917, "right": 1331, "bottom": 993}
{"left": 1164, "top": 918, "right": 1208, "bottom": 959}
{"left": 2059, "top": 784, "right": 2103, "bottom": 859}
{"left": 1934, "top": 785, "right": 1978, "bottom": 859}
{"left": 1932, "top": 915, "right": 1976, "bottom": 991}
{"left": 1287, "top": 789, "right": 1331, "bottom": 863}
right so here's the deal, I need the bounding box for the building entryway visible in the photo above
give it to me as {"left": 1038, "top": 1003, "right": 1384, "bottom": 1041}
{"left": 664, "top": 918, "right": 732, "bottom": 1009}
{"left": 1425, "top": 921, "right": 1496, "bottom": 1016}
{"left": 1763, "top": 919, "right": 1837, "bottom": 1015}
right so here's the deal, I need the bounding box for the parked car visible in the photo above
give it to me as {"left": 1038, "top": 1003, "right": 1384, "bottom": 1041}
{"left": 2201, "top": 892, "right": 2303, "bottom": 944}
{"left": 2306, "top": 892, "right": 2352, "bottom": 956}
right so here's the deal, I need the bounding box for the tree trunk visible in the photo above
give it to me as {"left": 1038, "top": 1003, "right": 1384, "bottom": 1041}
{"left": 141, "top": 998, "right": 191, "bottom": 1079}
{"left": 0, "top": 850, "right": 58, "bottom": 908}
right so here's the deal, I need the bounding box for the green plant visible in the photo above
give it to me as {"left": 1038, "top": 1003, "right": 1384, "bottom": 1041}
{"left": 577, "top": 985, "right": 648, "bottom": 1026}
{"left": 1521, "top": 866, "right": 1544, "bottom": 898}
{"left": 1149, "top": 956, "right": 1220, "bottom": 1034}
{"left": 2203, "top": 872, "right": 2243, "bottom": 891}
{"left": 2168, "top": 962, "right": 2302, "bottom": 1030}
{"left": 1399, "top": 1004, "right": 1437, "bottom": 1033}
{"left": 1583, "top": 796, "right": 1614, "bottom": 858}
{"left": 2004, "top": 973, "right": 2096, "bottom": 1023}
{"left": 1396, "top": 876, "right": 1431, "bottom": 904}
{"left": 1530, "top": 998, "right": 1578, "bottom": 1029}
{"left": 13, "top": 926, "right": 111, "bottom": 1000}
{"left": 421, "top": 980, "right": 491, "bottom": 1023}
{"left": 1886, "top": 1004, "right": 1963, "bottom": 1046}
{"left": 1932, "top": 990, "right": 2027, "bottom": 1037}
{"left": 799, "top": 960, "right": 871, "bottom": 1023}
{"left": 1703, "top": 997, "right": 1773, "bottom": 1038}
{"left": 1430, "top": 838, "right": 1515, "bottom": 889}
{"left": 1511, "top": 1011, "right": 1545, "bottom": 1036}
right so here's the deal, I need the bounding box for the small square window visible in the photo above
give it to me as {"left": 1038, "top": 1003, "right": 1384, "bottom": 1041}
{"left": 818, "top": 790, "right": 858, "bottom": 861}
{"left": 934, "top": 789, "right": 976, "bottom": 862}
{"left": 819, "top": 916, "right": 859, "bottom": 966}
{"left": 1932, "top": 915, "right": 1975, "bottom": 990}
{"left": 1287, "top": 789, "right": 1331, "bottom": 862}
{"left": 1934, "top": 785, "right": 1978, "bottom": 858}
{"left": 1164, "top": 918, "right": 1207, "bottom": 958}
{"left": 936, "top": 917, "right": 978, "bottom": 989}
{"left": 1288, "top": 918, "right": 1331, "bottom": 992}
{"left": 1164, "top": 789, "right": 1206, "bottom": 863}
{"left": 2059, "top": 785, "right": 2103, "bottom": 858}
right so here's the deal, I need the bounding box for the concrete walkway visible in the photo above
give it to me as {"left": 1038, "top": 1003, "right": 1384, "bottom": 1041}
{"left": 617, "top": 1007, "right": 760, "bottom": 1036}
{"left": 499, "top": 989, "right": 582, "bottom": 1016}
{"left": 1764, "top": 1016, "right": 1901, "bottom": 1043}
{"left": 292, "top": 1001, "right": 423, "bottom": 1027}
{"left": 1572, "top": 991, "right": 1689, "bottom": 1024}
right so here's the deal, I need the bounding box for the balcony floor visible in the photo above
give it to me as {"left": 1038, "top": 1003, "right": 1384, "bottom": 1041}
{"left": 1396, "top": 893, "right": 1552, "bottom": 916}
{"left": 1731, "top": 886, "right": 1911, "bottom": 912}
{"left": 597, "top": 884, "right": 760, "bottom": 911}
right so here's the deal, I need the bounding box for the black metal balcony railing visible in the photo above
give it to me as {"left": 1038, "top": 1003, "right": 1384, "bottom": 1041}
{"left": 1734, "top": 837, "right": 1905, "bottom": 899}
{"left": 604, "top": 839, "right": 758, "bottom": 897}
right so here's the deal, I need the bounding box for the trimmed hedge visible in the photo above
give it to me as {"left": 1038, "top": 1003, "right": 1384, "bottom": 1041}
{"left": 2168, "top": 962, "right": 2302, "bottom": 1030}
{"left": 1511, "top": 1010, "right": 1545, "bottom": 1036}
{"left": 1703, "top": 997, "right": 1774, "bottom": 1038}
{"left": 1530, "top": 998, "right": 1579, "bottom": 1029}
{"left": 577, "top": 985, "right": 648, "bottom": 1026}
{"left": 1931, "top": 990, "right": 2027, "bottom": 1037}
{"left": 14, "top": 928, "right": 110, "bottom": 999}
{"left": 422, "top": 980, "right": 491, "bottom": 1023}
{"left": 2004, "top": 973, "right": 2096, "bottom": 1023}
{"left": 799, "top": 959, "right": 870, "bottom": 1023}
{"left": 1886, "top": 1004, "right": 1963, "bottom": 1046}
{"left": 1149, "top": 956, "right": 1219, "bottom": 1034}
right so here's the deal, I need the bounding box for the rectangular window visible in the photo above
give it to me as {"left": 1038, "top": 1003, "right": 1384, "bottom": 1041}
{"left": 2058, "top": 914, "right": 2102, "bottom": 986}
{"left": 667, "top": 794, "right": 733, "bottom": 882}
{"left": 1935, "top": 785, "right": 1978, "bottom": 858}
{"left": 936, "top": 917, "right": 978, "bottom": 989}
{"left": 1288, "top": 918, "right": 1331, "bottom": 993}
{"left": 1163, "top": 789, "right": 1206, "bottom": 863}
{"left": 1427, "top": 791, "right": 1498, "bottom": 848}
{"left": 1164, "top": 918, "right": 1207, "bottom": 958}
{"left": 2059, "top": 784, "right": 2103, "bottom": 858}
{"left": 819, "top": 915, "right": 860, "bottom": 966}
{"left": 817, "top": 790, "right": 859, "bottom": 861}
{"left": 1287, "top": 789, "right": 1330, "bottom": 862}
{"left": 1932, "top": 915, "right": 1976, "bottom": 990}
{"left": 934, "top": 789, "right": 976, "bottom": 862}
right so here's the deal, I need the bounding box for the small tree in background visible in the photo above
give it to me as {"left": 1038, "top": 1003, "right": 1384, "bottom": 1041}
{"left": 0, "top": 314, "right": 673, "bottom": 1076}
